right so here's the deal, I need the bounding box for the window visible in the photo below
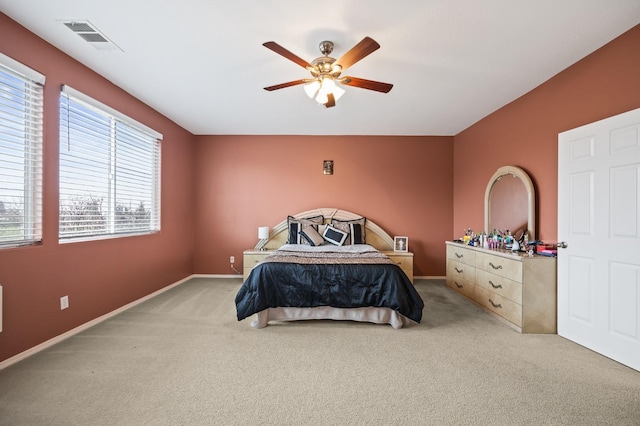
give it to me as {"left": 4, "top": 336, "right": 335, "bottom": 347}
{"left": 59, "top": 85, "right": 161, "bottom": 241}
{"left": 0, "top": 54, "right": 44, "bottom": 248}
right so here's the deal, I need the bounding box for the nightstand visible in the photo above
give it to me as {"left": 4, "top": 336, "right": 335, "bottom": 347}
{"left": 381, "top": 251, "right": 414, "bottom": 283}
{"left": 243, "top": 250, "right": 273, "bottom": 281}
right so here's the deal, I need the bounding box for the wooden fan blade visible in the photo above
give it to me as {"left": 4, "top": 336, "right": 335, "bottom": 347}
{"left": 335, "top": 37, "right": 380, "bottom": 71}
{"left": 340, "top": 76, "right": 393, "bottom": 93}
{"left": 264, "top": 80, "right": 307, "bottom": 91}
{"left": 324, "top": 93, "right": 336, "bottom": 108}
{"left": 263, "top": 41, "right": 312, "bottom": 69}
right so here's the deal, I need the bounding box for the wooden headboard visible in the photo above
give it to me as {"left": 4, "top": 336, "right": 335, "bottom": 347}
{"left": 255, "top": 208, "right": 395, "bottom": 251}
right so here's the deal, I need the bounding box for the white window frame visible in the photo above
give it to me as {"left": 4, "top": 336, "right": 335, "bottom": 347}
{"left": 59, "top": 85, "right": 161, "bottom": 242}
{"left": 0, "top": 53, "right": 44, "bottom": 249}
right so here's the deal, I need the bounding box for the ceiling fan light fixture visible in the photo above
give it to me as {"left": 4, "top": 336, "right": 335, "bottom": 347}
{"left": 316, "top": 92, "right": 329, "bottom": 105}
{"left": 264, "top": 37, "right": 391, "bottom": 108}
{"left": 335, "top": 85, "right": 346, "bottom": 99}
{"left": 306, "top": 77, "right": 345, "bottom": 105}
{"left": 330, "top": 83, "right": 345, "bottom": 101}
{"left": 304, "top": 80, "right": 320, "bottom": 99}
{"left": 320, "top": 77, "right": 336, "bottom": 92}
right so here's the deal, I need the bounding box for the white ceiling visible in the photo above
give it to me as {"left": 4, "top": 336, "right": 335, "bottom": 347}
{"left": 2, "top": 1, "right": 640, "bottom": 136}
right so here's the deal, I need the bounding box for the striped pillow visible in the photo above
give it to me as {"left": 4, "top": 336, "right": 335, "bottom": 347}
{"left": 300, "top": 223, "right": 325, "bottom": 246}
{"left": 287, "top": 215, "right": 324, "bottom": 244}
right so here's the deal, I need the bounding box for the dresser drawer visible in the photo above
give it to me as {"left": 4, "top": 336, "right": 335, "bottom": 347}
{"left": 244, "top": 253, "right": 267, "bottom": 268}
{"left": 475, "top": 269, "right": 522, "bottom": 305}
{"left": 475, "top": 287, "right": 522, "bottom": 327}
{"left": 475, "top": 252, "right": 522, "bottom": 282}
{"left": 447, "top": 258, "right": 476, "bottom": 283}
{"left": 446, "top": 275, "right": 475, "bottom": 300}
{"left": 446, "top": 244, "right": 476, "bottom": 266}
{"left": 389, "top": 255, "right": 412, "bottom": 270}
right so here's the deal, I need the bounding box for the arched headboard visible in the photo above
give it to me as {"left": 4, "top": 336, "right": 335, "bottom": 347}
{"left": 255, "top": 208, "right": 395, "bottom": 251}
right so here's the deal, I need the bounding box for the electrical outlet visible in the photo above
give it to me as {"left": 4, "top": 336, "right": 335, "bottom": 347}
{"left": 230, "top": 256, "right": 235, "bottom": 264}
{"left": 60, "top": 295, "right": 69, "bottom": 310}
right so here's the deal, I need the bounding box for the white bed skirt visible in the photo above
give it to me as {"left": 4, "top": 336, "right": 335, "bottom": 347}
{"left": 250, "top": 306, "right": 417, "bottom": 329}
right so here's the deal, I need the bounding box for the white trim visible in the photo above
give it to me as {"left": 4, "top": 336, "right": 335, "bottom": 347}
{"left": 414, "top": 276, "right": 446, "bottom": 280}
{"left": 61, "top": 85, "right": 162, "bottom": 140}
{"left": 0, "top": 274, "right": 195, "bottom": 371}
{"left": 0, "top": 52, "right": 45, "bottom": 84}
{"left": 0, "top": 274, "right": 243, "bottom": 370}
{"left": 59, "top": 230, "right": 159, "bottom": 245}
{"left": 191, "top": 274, "right": 242, "bottom": 279}
{"left": 0, "top": 58, "right": 44, "bottom": 248}
{"left": 3, "top": 272, "right": 449, "bottom": 369}
{"left": 484, "top": 165, "right": 536, "bottom": 240}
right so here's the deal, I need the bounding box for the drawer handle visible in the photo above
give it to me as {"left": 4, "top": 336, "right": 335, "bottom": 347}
{"left": 455, "top": 267, "right": 463, "bottom": 273}
{"left": 489, "top": 262, "right": 503, "bottom": 270}
{"left": 489, "top": 299, "right": 502, "bottom": 309}
{"left": 455, "top": 252, "right": 464, "bottom": 258}
{"left": 489, "top": 280, "right": 502, "bottom": 289}
{"left": 455, "top": 281, "right": 463, "bottom": 289}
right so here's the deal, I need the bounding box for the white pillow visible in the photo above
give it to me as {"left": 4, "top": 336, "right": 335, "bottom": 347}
{"left": 322, "top": 224, "right": 348, "bottom": 246}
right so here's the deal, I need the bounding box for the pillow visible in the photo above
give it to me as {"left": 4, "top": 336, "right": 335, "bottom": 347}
{"left": 287, "top": 215, "right": 324, "bottom": 244}
{"left": 331, "top": 217, "right": 366, "bottom": 245}
{"left": 299, "top": 222, "right": 325, "bottom": 246}
{"left": 322, "top": 224, "right": 348, "bottom": 246}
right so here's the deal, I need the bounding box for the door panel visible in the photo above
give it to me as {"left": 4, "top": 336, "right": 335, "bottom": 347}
{"left": 609, "top": 262, "right": 639, "bottom": 339}
{"left": 567, "top": 255, "right": 593, "bottom": 324}
{"left": 569, "top": 171, "right": 594, "bottom": 235}
{"left": 610, "top": 166, "right": 638, "bottom": 237}
{"left": 558, "top": 107, "right": 640, "bottom": 372}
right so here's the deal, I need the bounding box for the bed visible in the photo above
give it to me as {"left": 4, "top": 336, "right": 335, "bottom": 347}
{"left": 235, "top": 208, "right": 424, "bottom": 329}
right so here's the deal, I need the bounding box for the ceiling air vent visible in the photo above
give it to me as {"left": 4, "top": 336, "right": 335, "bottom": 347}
{"left": 62, "top": 20, "right": 122, "bottom": 52}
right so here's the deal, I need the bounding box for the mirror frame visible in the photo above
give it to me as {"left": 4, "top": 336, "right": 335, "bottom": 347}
{"left": 484, "top": 165, "right": 536, "bottom": 240}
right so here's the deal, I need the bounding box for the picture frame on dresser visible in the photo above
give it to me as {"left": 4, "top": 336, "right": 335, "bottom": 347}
{"left": 394, "top": 236, "right": 408, "bottom": 252}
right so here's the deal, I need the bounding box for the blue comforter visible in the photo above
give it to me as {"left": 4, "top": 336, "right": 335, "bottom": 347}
{"left": 235, "top": 245, "right": 424, "bottom": 324}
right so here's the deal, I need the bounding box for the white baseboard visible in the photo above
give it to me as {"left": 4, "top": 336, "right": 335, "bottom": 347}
{"left": 0, "top": 274, "right": 198, "bottom": 371}
{"left": 415, "top": 276, "right": 446, "bottom": 280}
{"left": 0, "top": 273, "right": 437, "bottom": 370}
{"left": 191, "top": 274, "right": 242, "bottom": 279}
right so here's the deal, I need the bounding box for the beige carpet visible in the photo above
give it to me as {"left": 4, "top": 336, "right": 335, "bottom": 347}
{"left": 0, "top": 278, "right": 638, "bottom": 425}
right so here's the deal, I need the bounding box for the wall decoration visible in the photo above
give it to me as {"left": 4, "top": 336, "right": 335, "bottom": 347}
{"left": 323, "top": 160, "right": 333, "bottom": 175}
{"left": 394, "top": 236, "right": 408, "bottom": 252}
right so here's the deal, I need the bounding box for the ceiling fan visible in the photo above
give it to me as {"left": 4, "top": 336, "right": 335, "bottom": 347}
{"left": 263, "top": 37, "right": 393, "bottom": 108}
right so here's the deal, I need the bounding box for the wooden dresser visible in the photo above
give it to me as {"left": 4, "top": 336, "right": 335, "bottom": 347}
{"left": 445, "top": 241, "right": 557, "bottom": 333}
{"left": 243, "top": 249, "right": 414, "bottom": 283}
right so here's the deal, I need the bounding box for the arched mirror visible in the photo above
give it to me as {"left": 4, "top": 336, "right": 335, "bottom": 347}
{"left": 484, "top": 166, "right": 535, "bottom": 241}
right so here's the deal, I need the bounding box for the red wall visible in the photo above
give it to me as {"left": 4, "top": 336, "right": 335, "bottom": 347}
{"left": 193, "top": 135, "right": 453, "bottom": 277}
{"left": 453, "top": 25, "right": 640, "bottom": 242}
{"left": 0, "top": 15, "right": 196, "bottom": 362}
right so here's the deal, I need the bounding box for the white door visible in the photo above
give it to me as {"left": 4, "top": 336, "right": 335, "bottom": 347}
{"left": 558, "top": 107, "right": 640, "bottom": 372}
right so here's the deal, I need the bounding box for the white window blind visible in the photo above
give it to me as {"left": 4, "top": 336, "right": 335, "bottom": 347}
{"left": 59, "top": 85, "right": 161, "bottom": 241}
{"left": 0, "top": 54, "right": 44, "bottom": 248}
